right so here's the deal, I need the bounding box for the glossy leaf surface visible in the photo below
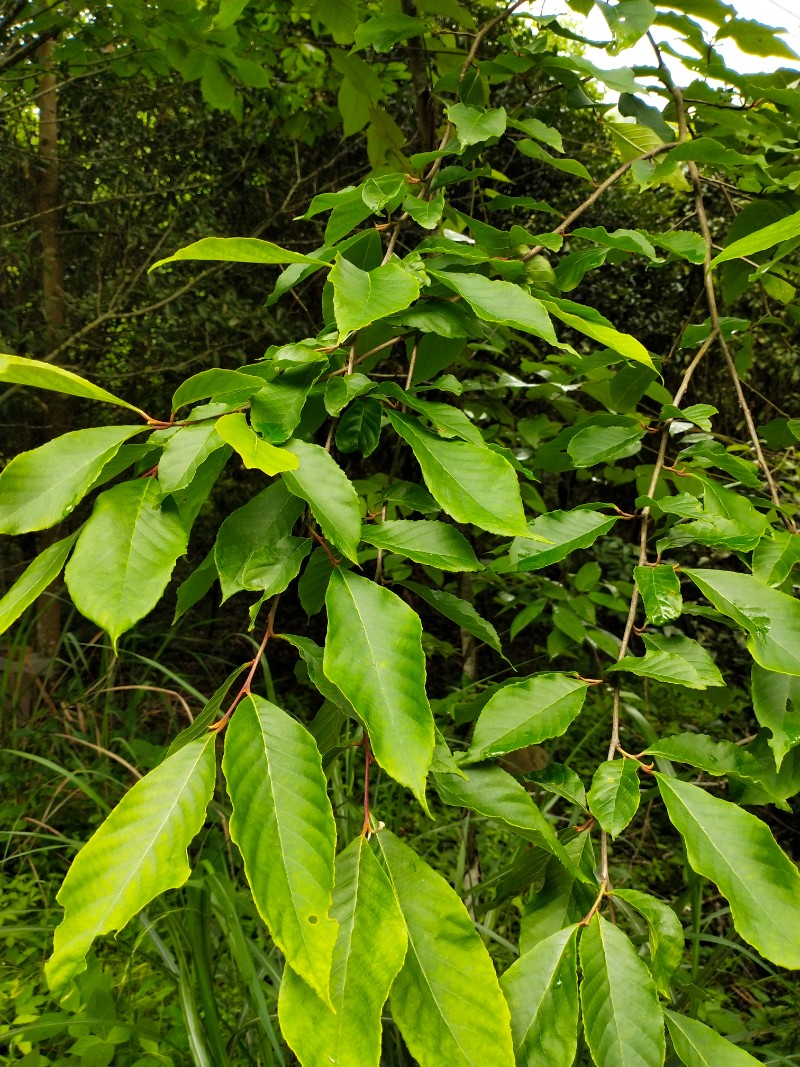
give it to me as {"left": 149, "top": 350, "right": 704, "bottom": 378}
{"left": 215, "top": 413, "right": 299, "bottom": 475}
{"left": 664, "top": 1010, "right": 762, "bottom": 1067}
{"left": 376, "top": 831, "right": 515, "bottom": 1067}
{"left": 46, "top": 736, "right": 216, "bottom": 995}
{"left": 609, "top": 633, "right": 725, "bottom": 689}
{"left": 282, "top": 439, "right": 361, "bottom": 563}
{"left": 612, "top": 889, "right": 683, "bottom": 997}
{"left": 634, "top": 565, "right": 683, "bottom": 626}
{"left": 587, "top": 759, "right": 641, "bottom": 837}
{"left": 0, "top": 353, "right": 142, "bottom": 411}
{"left": 361, "top": 519, "right": 481, "bottom": 571}
{"left": 324, "top": 570, "right": 434, "bottom": 808}
{"left": 511, "top": 510, "right": 617, "bottom": 571}
{"left": 223, "top": 695, "right": 338, "bottom": 1003}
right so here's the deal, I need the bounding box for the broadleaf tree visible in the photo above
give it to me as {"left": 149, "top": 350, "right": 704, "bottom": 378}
{"left": 2, "top": 0, "right": 800, "bottom": 1062}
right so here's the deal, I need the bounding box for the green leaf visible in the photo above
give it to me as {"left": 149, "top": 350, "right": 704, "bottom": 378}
{"left": 521, "top": 835, "right": 597, "bottom": 952}
{"left": 664, "top": 482, "right": 768, "bottom": 553}
{"left": 215, "top": 413, "right": 299, "bottom": 476}
{"left": 447, "top": 103, "right": 507, "bottom": 145}
{"left": 278, "top": 837, "right": 407, "bottom": 1067}
{"left": 540, "top": 299, "right": 655, "bottom": 367}
{"left": 751, "top": 665, "right": 800, "bottom": 771}
{"left": 429, "top": 271, "right": 558, "bottom": 344}
{"left": 375, "top": 830, "right": 516, "bottom": 1067}
{"left": 608, "top": 633, "right": 725, "bottom": 690}
{"left": 281, "top": 633, "right": 357, "bottom": 718}
{"left": 158, "top": 423, "right": 227, "bottom": 493}
{"left": 751, "top": 530, "right": 800, "bottom": 587}
{"left": 404, "top": 190, "right": 445, "bottom": 229}
{"left": 524, "top": 764, "right": 587, "bottom": 810}
{"left": 323, "top": 570, "right": 434, "bottom": 809}
{"left": 282, "top": 439, "right": 362, "bottom": 563}
{"left": 324, "top": 372, "right": 375, "bottom": 417}
{"left": 567, "top": 423, "right": 645, "bottom": 467}
{"left": 403, "top": 580, "right": 503, "bottom": 656}
{"left": 361, "top": 519, "right": 481, "bottom": 571}
{"left": 634, "top": 565, "right": 683, "bottom": 626}
{"left": 649, "top": 230, "right": 706, "bottom": 262}
{"left": 250, "top": 362, "right": 327, "bottom": 444}
{"left": 329, "top": 257, "right": 421, "bottom": 340}
{"left": 0, "top": 425, "right": 143, "bottom": 535}
{"left": 0, "top": 353, "right": 143, "bottom": 412}
{"left": 387, "top": 410, "right": 529, "bottom": 537}
{"left": 64, "top": 480, "right": 188, "bottom": 650}
{"left": 664, "top": 1009, "right": 763, "bottom": 1067}
{"left": 571, "top": 226, "right": 657, "bottom": 259}
{"left": 241, "top": 536, "right": 312, "bottom": 598}
{"left": 214, "top": 481, "right": 304, "bottom": 601}
{"left": 465, "top": 674, "right": 589, "bottom": 763}
{"left": 511, "top": 510, "right": 617, "bottom": 571}
{"left": 0, "top": 533, "right": 78, "bottom": 637}
{"left": 715, "top": 17, "right": 799, "bottom": 60}
{"left": 336, "top": 397, "right": 383, "bottom": 456}
{"left": 580, "top": 915, "right": 666, "bottom": 1067}
{"left": 655, "top": 773, "right": 800, "bottom": 968}
{"left": 171, "top": 368, "right": 261, "bottom": 412}
{"left": 684, "top": 568, "right": 800, "bottom": 676}
{"left": 611, "top": 889, "right": 683, "bottom": 997}
{"left": 150, "top": 237, "right": 325, "bottom": 271}
{"left": 166, "top": 665, "right": 247, "bottom": 755}
{"left": 587, "top": 759, "right": 641, "bottom": 836}
{"left": 173, "top": 549, "right": 218, "bottom": 622}
{"left": 435, "top": 763, "right": 586, "bottom": 877}
{"left": 500, "top": 925, "right": 580, "bottom": 1067}
{"left": 644, "top": 733, "right": 778, "bottom": 795}
{"left": 222, "top": 695, "right": 338, "bottom": 1004}
{"left": 711, "top": 207, "right": 800, "bottom": 267}
{"left": 46, "top": 736, "right": 216, "bottom": 995}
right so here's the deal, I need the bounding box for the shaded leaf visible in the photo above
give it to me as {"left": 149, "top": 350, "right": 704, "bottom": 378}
{"left": 335, "top": 397, "right": 382, "bottom": 456}
{"left": 609, "top": 633, "right": 725, "bottom": 690}
{"left": 0, "top": 533, "right": 78, "bottom": 637}
{"left": 634, "top": 565, "right": 683, "bottom": 626}
{"left": 46, "top": 736, "right": 215, "bottom": 995}
{"left": 282, "top": 440, "right": 362, "bottom": 563}
{"left": 524, "top": 764, "right": 587, "bottom": 811}
{"left": 751, "top": 665, "right": 800, "bottom": 771}
{"left": 403, "top": 580, "right": 503, "bottom": 655}
{"left": 664, "top": 1009, "right": 763, "bottom": 1067}
{"left": 511, "top": 510, "right": 617, "bottom": 571}
{"left": 222, "top": 695, "right": 338, "bottom": 1003}
{"left": 521, "top": 834, "right": 596, "bottom": 953}
{"left": 751, "top": 530, "right": 800, "bottom": 587}
{"left": 430, "top": 271, "right": 558, "bottom": 344}
{"left": 612, "top": 889, "right": 683, "bottom": 996}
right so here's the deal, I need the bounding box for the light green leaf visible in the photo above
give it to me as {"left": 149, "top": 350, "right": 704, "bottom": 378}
{"left": 571, "top": 226, "right": 657, "bottom": 259}
{"left": 151, "top": 237, "right": 325, "bottom": 271}
{"left": 541, "top": 299, "right": 655, "bottom": 367}
{"left": 655, "top": 773, "right": 800, "bottom": 968}
{"left": 511, "top": 510, "right": 617, "bottom": 571}
{"left": 517, "top": 139, "right": 593, "bottom": 182}
{"left": 612, "top": 889, "right": 683, "bottom": 997}
{"left": 435, "top": 763, "right": 586, "bottom": 878}
{"left": 525, "top": 764, "right": 587, "bottom": 810}
{"left": 684, "top": 568, "right": 800, "bottom": 676}
{"left": 324, "top": 372, "right": 375, "bottom": 417}
{"left": 634, "top": 565, "right": 683, "bottom": 626}
{"left": 0, "top": 425, "right": 144, "bottom": 535}
{"left": 282, "top": 439, "right": 362, "bottom": 563}
{"left": 500, "top": 925, "right": 580, "bottom": 1067}
{"left": 644, "top": 733, "right": 778, "bottom": 796}
{"left": 64, "top": 479, "right": 188, "bottom": 650}
{"left": 222, "top": 695, "right": 338, "bottom": 1004}
{"left": 649, "top": 230, "right": 706, "bottom": 263}
{"left": 361, "top": 519, "right": 481, "bottom": 571}
{"left": 281, "top": 633, "right": 357, "bottom": 718}
{"left": 404, "top": 190, "right": 445, "bottom": 229}
{"left": 752, "top": 530, "right": 800, "bottom": 587}
{"left": 429, "top": 271, "right": 558, "bottom": 344}
{"left": 608, "top": 633, "right": 725, "bottom": 690}
{"left": 278, "top": 837, "right": 407, "bottom": 1067}
{"left": 711, "top": 207, "right": 800, "bottom": 267}
{"left": 171, "top": 368, "right": 261, "bottom": 412}
{"left": 580, "top": 915, "right": 666, "bottom": 1067}
{"left": 0, "top": 353, "right": 143, "bottom": 412}
{"left": 664, "top": 482, "right": 768, "bottom": 553}
{"left": 465, "top": 674, "right": 589, "bottom": 763}
{"left": 215, "top": 413, "right": 299, "bottom": 476}
{"left": 241, "top": 535, "right": 312, "bottom": 597}
{"left": 329, "top": 257, "right": 421, "bottom": 340}
{"left": 588, "top": 759, "right": 641, "bottom": 836}
{"left": 46, "top": 736, "right": 216, "bottom": 995}
{"left": 447, "top": 103, "right": 507, "bottom": 145}
{"left": 403, "top": 580, "right": 503, "bottom": 656}
{"left": 323, "top": 570, "right": 434, "bottom": 809}
{"left": 0, "top": 533, "right": 78, "bottom": 637}
{"left": 353, "top": 13, "right": 427, "bottom": 51}
{"left": 664, "top": 1009, "right": 763, "bottom": 1067}
{"left": 387, "top": 410, "right": 529, "bottom": 537}
{"left": 375, "top": 830, "right": 516, "bottom": 1067}
{"left": 751, "top": 665, "right": 800, "bottom": 771}
{"left": 214, "top": 481, "right": 304, "bottom": 601}
{"left": 567, "top": 423, "right": 645, "bottom": 467}
{"left": 158, "top": 423, "right": 227, "bottom": 493}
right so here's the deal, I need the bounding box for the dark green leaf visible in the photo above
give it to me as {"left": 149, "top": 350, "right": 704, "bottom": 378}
{"left": 587, "top": 759, "right": 641, "bottom": 836}
{"left": 403, "top": 580, "right": 502, "bottom": 655}
{"left": 524, "top": 764, "right": 587, "bottom": 810}
{"left": 511, "top": 510, "right": 617, "bottom": 571}
{"left": 751, "top": 665, "right": 800, "bottom": 771}
{"left": 634, "top": 565, "right": 683, "bottom": 626}
{"left": 0, "top": 533, "right": 78, "bottom": 637}
{"left": 609, "top": 633, "right": 725, "bottom": 690}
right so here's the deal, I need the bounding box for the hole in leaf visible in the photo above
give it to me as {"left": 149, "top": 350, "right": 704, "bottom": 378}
{"left": 307, "top": 914, "right": 318, "bottom": 924}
